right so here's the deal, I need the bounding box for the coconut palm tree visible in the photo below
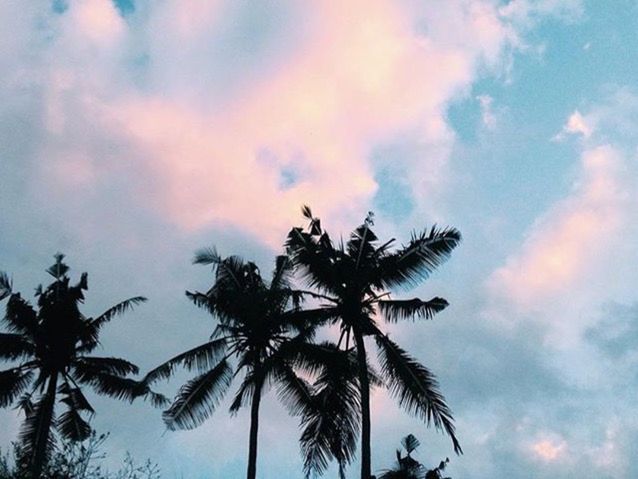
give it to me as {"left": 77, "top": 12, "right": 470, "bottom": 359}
{"left": 378, "top": 434, "right": 451, "bottom": 479}
{"left": 144, "top": 251, "right": 317, "bottom": 479}
{"left": 285, "top": 207, "right": 462, "bottom": 479}
{"left": 0, "top": 254, "right": 164, "bottom": 478}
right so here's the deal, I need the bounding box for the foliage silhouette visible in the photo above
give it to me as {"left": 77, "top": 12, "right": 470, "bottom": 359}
{"left": 144, "top": 251, "right": 318, "bottom": 479}
{"left": 0, "top": 431, "right": 161, "bottom": 479}
{"left": 0, "top": 255, "right": 165, "bottom": 478}
{"left": 377, "top": 434, "right": 451, "bottom": 479}
{"left": 285, "top": 207, "right": 462, "bottom": 479}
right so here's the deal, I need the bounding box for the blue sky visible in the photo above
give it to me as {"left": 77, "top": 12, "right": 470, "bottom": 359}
{"left": 1, "top": 1, "right": 638, "bottom": 477}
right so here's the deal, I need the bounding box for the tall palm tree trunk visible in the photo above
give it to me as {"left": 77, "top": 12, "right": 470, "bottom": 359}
{"left": 246, "top": 378, "right": 264, "bottom": 479}
{"left": 354, "top": 332, "right": 371, "bottom": 479}
{"left": 31, "top": 373, "right": 58, "bottom": 478}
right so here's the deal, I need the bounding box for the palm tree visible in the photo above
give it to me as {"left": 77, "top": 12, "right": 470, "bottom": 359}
{"left": 285, "top": 206, "right": 463, "bottom": 479}
{"left": 0, "top": 254, "right": 164, "bottom": 478}
{"left": 378, "top": 434, "right": 451, "bottom": 479}
{"left": 144, "top": 251, "right": 317, "bottom": 479}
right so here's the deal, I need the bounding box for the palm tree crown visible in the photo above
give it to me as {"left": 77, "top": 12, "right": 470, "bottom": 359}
{"left": 285, "top": 207, "right": 462, "bottom": 479}
{"left": 0, "top": 254, "right": 163, "bottom": 477}
{"left": 144, "top": 250, "right": 316, "bottom": 479}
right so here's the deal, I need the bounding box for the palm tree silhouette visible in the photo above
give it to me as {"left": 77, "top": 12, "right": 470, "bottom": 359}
{"left": 285, "top": 206, "right": 463, "bottom": 479}
{"left": 144, "top": 251, "right": 317, "bottom": 479}
{"left": 0, "top": 254, "right": 164, "bottom": 478}
{"left": 378, "top": 434, "right": 451, "bottom": 479}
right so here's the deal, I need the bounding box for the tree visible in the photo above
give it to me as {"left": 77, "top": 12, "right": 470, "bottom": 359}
{"left": 285, "top": 207, "right": 463, "bottom": 479}
{"left": 377, "top": 434, "right": 451, "bottom": 479}
{"left": 144, "top": 251, "right": 316, "bottom": 479}
{"left": 0, "top": 254, "right": 165, "bottom": 478}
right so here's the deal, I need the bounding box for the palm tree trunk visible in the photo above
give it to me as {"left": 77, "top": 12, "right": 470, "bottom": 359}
{"left": 246, "top": 377, "right": 264, "bottom": 479}
{"left": 354, "top": 332, "right": 372, "bottom": 479}
{"left": 31, "top": 373, "right": 58, "bottom": 478}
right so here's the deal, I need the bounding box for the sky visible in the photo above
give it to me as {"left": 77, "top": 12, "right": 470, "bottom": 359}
{"left": 1, "top": 0, "right": 638, "bottom": 477}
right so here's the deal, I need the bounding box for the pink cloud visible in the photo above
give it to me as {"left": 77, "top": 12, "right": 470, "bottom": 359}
{"left": 487, "top": 145, "right": 627, "bottom": 311}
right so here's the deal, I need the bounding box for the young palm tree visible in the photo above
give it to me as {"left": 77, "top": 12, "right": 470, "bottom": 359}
{"left": 144, "top": 251, "right": 316, "bottom": 479}
{"left": 378, "top": 434, "right": 451, "bottom": 479}
{"left": 285, "top": 207, "right": 463, "bottom": 479}
{"left": 0, "top": 254, "right": 164, "bottom": 478}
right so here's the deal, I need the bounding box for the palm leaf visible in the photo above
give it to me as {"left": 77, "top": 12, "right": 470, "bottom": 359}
{"left": 375, "top": 335, "right": 462, "bottom": 454}
{"left": 144, "top": 338, "right": 228, "bottom": 384}
{"left": 377, "top": 227, "right": 461, "bottom": 290}
{"left": 74, "top": 357, "right": 140, "bottom": 377}
{"left": 3, "top": 294, "right": 37, "bottom": 334}
{"left": 57, "top": 406, "right": 91, "bottom": 442}
{"left": 162, "top": 359, "right": 233, "bottom": 430}
{"left": 378, "top": 297, "right": 449, "bottom": 322}
{"left": 0, "top": 272, "right": 12, "bottom": 300}
{"left": 193, "top": 247, "right": 221, "bottom": 266}
{"left": 0, "top": 368, "right": 34, "bottom": 407}
{"left": 18, "top": 384, "right": 57, "bottom": 473}
{"left": 0, "top": 333, "right": 35, "bottom": 360}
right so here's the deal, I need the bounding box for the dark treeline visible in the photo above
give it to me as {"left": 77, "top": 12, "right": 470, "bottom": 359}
{"left": 0, "top": 207, "right": 461, "bottom": 479}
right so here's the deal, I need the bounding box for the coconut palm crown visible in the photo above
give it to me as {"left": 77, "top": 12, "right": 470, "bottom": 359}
{"left": 144, "top": 250, "right": 317, "bottom": 479}
{"left": 285, "top": 207, "right": 463, "bottom": 479}
{"left": 0, "top": 254, "right": 164, "bottom": 478}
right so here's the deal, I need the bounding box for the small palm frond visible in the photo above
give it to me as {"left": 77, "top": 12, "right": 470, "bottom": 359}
{"left": 377, "top": 227, "right": 461, "bottom": 290}
{"left": 375, "top": 335, "right": 462, "bottom": 454}
{"left": 0, "top": 368, "right": 34, "bottom": 407}
{"left": 57, "top": 406, "right": 91, "bottom": 442}
{"left": 193, "top": 247, "right": 221, "bottom": 266}
{"left": 401, "top": 434, "right": 420, "bottom": 455}
{"left": 59, "top": 382, "right": 94, "bottom": 413}
{"left": 271, "top": 363, "right": 314, "bottom": 418}
{"left": 378, "top": 297, "right": 449, "bottom": 323}
{"left": 3, "top": 294, "right": 37, "bottom": 334}
{"left": 74, "top": 357, "right": 140, "bottom": 377}
{"left": 0, "top": 333, "right": 35, "bottom": 360}
{"left": 299, "top": 357, "right": 361, "bottom": 478}
{"left": 75, "top": 372, "right": 145, "bottom": 402}
{"left": 228, "top": 371, "right": 258, "bottom": 415}
{"left": 18, "top": 386, "right": 57, "bottom": 471}
{"left": 162, "top": 359, "right": 233, "bottom": 430}
{"left": 270, "top": 255, "right": 294, "bottom": 291}
{"left": 91, "top": 297, "right": 147, "bottom": 328}
{"left": 0, "top": 272, "right": 12, "bottom": 300}
{"left": 144, "top": 338, "right": 228, "bottom": 384}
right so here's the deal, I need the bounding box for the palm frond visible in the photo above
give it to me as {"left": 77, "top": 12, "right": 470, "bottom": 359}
{"left": 193, "top": 247, "right": 221, "bottom": 266}
{"left": 299, "top": 355, "right": 361, "bottom": 478}
{"left": 375, "top": 335, "right": 462, "bottom": 454}
{"left": 271, "top": 363, "right": 314, "bottom": 418}
{"left": 0, "top": 333, "right": 35, "bottom": 360}
{"left": 59, "top": 382, "right": 94, "bottom": 413}
{"left": 74, "top": 371, "right": 145, "bottom": 403}
{"left": 0, "top": 272, "right": 12, "bottom": 300}
{"left": 377, "top": 227, "right": 461, "bottom": 290}
{"left": 401, "top": 434, "right": 420, "bottom": 455}
{"left": 162, "top": 359, "right": 233, "bottom": 430}
{"left": 378, "top": 297, "right": 449, "bottom": 323}
{"left": 144, "top": 338, "right": 228, "bottom": 384}
{"left": 74, "top": 357, "right": 140, "bottom": 377}
{"left": 18, "top": 384, "right": 57, "bottom": 473}
{"left": 57, "top": 406, "right": 91, "bottom": 442}
{"left": 3, "top": 294, "right": 37, "bottom": 334}
{"left": 91, "top": 296, "right": 147, "bottom": 328}
{"left": 0, "top": 368, "right": 34, "bottom": 407}
{"left": 228, "top": 371, "right": 258, "bottom": 415}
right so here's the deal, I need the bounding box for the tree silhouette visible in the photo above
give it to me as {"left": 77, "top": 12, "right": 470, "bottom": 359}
{"left": 377, "top": 434, "right": 451, "bottom": 479}
{"left": 144, "top": 251, "right": 317, "bottom": 479}
{"left": 285, "top": 207, "right": 462, "bottom": 479}
{"left": 0, "top": 254, "right": 164, "bottom": 478}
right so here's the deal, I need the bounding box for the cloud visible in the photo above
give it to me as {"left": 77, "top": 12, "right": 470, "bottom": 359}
{"left": 5, "top": 0, "right": 582, "bottom": 247}
{"left": 487, "top": 144, "right": 628, "bottom": 314}
{"left": 554, "top": 110, "right": 594, "bottom": 140}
